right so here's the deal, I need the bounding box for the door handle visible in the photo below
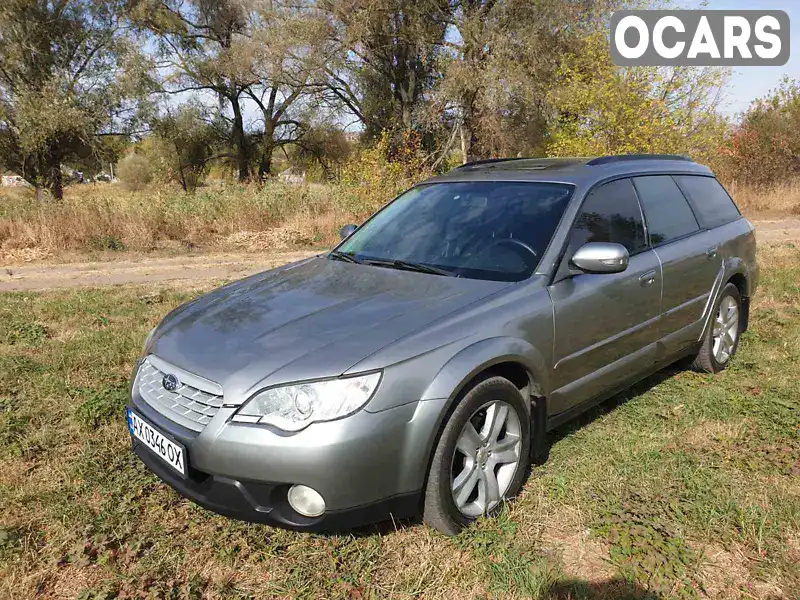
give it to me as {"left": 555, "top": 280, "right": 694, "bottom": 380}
{"left": 706, "top": 245, "right": 719, "bottom": 259}
{"left": 639, "top": 270, "right": 656, "bottom": 287}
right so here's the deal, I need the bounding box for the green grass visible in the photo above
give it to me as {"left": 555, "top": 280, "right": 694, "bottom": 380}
{"left": 1, "top": 245, "right": 798, "bottom": 599}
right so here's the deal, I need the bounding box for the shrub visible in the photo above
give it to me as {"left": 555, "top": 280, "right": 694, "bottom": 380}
{"left": 338, "top": 130, "right": 431, "bottom": 218}
{"left": 117, "top": 153, "right": 153, "bottom": 191}
{"left": 716, "top": 77, "right": 800, "bottom": 187}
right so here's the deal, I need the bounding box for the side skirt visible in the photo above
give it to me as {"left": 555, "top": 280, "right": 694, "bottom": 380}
{"left": 544, "top": 344, "right": 701, "bottom": 432}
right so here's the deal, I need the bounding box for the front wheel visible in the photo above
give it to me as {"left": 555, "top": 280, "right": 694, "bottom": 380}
{"left": 423, "top": 376, "right": 531, "bottom": 535}
{"left": 692, "top": 282, "right": 742, "bottom": 373}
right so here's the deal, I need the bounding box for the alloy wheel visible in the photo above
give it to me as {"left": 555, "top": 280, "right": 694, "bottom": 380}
{"left": 712, "top": 295, "right": 739, "bottom": 364}
{"left": 450, "top": 400, "right": 522, "bottom": 517}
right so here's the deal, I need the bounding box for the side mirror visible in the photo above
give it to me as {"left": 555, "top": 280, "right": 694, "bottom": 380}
{"left": 570, "top": 242, "right": 629, "bottom": 274}
{"left": 340, "top": 224, "right": 358, "bottom": 240}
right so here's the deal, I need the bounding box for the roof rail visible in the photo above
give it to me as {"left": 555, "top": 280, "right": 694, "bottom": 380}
{"left": 454, "top": 157, "right": 531, "bottom": 170}
{"left": 587, "top": 154, "right": 693, "bottom": 166}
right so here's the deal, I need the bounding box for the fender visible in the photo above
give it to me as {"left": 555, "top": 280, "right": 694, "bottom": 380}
{"left": 421, "top": 336, "right": 550, "bottom": 406}
{"left": 418, "top": 336, "right": 551, "bottom": 473}
{"left": 697, "top": 257, "right": 750, "bottom": 342}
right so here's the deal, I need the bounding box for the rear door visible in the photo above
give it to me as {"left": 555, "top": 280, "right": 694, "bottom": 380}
{"left": 632, "top": 175, "right": 721, "bottom": 356}
{"left": 549, "top": 178, "right": 661, "bottom": 415}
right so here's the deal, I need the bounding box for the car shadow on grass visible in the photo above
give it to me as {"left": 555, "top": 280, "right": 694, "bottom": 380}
{"left": 547, "top": 576, "right": 657, "bottom": 599}
{"left": 540, "top": 364, "right": 684, "bottom": 461}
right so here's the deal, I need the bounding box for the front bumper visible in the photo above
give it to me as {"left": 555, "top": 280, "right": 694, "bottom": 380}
{"left": 131, "top": 437, "right": 421, "bottom": 530}
{"left": 128, "top": 389, "right": 448, "bottom": 530}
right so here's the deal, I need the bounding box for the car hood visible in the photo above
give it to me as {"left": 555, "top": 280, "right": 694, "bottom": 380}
{"left": 150, "top": 256, "right": 509, "bottom": 402}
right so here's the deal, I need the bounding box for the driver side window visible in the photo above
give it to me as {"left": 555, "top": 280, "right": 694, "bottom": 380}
{"left": 568, "top": 178, "right": 647, "bottom": 256}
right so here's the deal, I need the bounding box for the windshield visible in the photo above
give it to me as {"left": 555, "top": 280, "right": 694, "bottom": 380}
{"left": 336, "top": 181, "right": 573, "bottom": 282}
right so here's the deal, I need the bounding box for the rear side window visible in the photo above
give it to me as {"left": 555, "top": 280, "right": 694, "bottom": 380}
{"left": 568, "top": 178, "right": 647, "bottom": 254}
{"left": 674, "top": 175, "right": 740, "bottom": 228}
{"left": 633, "top": 176, "right": 699, "bottom": 245}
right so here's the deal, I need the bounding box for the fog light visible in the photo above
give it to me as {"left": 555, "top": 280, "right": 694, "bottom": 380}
{"left": 287, "top": 485, "right": 325, "bottom": 517}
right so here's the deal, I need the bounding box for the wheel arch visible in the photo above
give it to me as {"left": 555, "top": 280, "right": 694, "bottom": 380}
{"left": 417, "top": 337, "right": 549, "bottom": 495}
{"left": 420, "top": 336, "right": 548, "bottom": 405}
{"left": 723, "top": 262, "right": 750, "bottom": 332}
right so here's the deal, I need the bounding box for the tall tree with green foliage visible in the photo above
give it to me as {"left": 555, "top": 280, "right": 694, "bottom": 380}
{"left": 143, "top": 0, "right": 321, "bottom": 180}
{"left": 150, "top": 104, "right": 218, "bottom": 191}
{"left": 0, "top": 0, "right": 153, "bottom": 199}
{"left": 547, "top": 32, "right": 728, "bottom": 162}
{"left": 320, "top": 0, "right": 449, "bottom": 143}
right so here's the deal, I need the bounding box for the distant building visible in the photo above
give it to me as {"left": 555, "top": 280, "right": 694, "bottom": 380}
{"left": 1, "top": 172, "right": 26, "bottom": 187}
{"left": 278, "top": 167, "right": 306, "bottom": 185}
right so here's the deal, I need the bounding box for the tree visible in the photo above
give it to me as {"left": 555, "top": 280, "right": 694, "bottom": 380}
{"left": 547, "top": 32, "right": 728, "bottom": 162}
{"left": 150, "top": 104, "right": 218, "bottom": 191}
{"left": 0, "top": 0, "right": 152, "bottom": 199}
{"left": 427, "top": 0, "right": 623, "bottom": 164}
{"left": 319, "top": 0, "right": 449, "bottom": 143}
{"left": 144, "top": 0, "right": 321, "bottom": 180}
{"left": 143, "top": 0, "right": 254, "bottom": 181}
{"left": 290, "top": 123, "right": 353, "bottom": 179}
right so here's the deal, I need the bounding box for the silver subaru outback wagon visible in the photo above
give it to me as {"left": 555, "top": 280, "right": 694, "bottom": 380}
{"left": 127, "top": 154, "right": 758, "bottom": 535}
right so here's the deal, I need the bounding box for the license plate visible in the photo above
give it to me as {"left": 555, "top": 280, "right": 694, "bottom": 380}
{"left": 127, "top": 408, "right": 186, "bottom": 476}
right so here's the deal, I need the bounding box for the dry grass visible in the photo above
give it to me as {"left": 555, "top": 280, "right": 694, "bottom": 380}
{"left": 725, "top": 179, "right": 800, "bottom": 216}
{"left": 0, "top": 182, "right": 371, "bottom": 261}
{"left": 1, "top": 175, "right": 799, "bottom": 263}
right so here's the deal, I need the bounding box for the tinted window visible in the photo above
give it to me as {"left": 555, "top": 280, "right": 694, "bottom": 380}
{"left": 338, "top": 182, "right": 573, "bottom": 282}
{"left": 674, "top": 175, "right": 740, "bottom": 228}
{"left": 568, "top": 178, "right": 647, "bottom": 254}
{"left": 633, "top": 176, "right": 699, "bottom": 245}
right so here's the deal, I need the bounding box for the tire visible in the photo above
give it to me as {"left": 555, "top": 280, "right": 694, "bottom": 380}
{"left": 423, "top": 376, "right": 531, "bottom": 535}
{"left": 691, "top": 283, "right": 742, "bottom": 373}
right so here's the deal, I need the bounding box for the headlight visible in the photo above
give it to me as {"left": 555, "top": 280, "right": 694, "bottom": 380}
{"left": 232, "top": 372, "right": 381, "bottom": 431}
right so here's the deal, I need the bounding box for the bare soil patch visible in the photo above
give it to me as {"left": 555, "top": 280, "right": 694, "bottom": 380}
{"left": 0, "top": 250, "right": 319, "bottom": 291}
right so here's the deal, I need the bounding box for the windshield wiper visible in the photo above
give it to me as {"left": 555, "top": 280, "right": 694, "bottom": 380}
{"left": 362, "top": 257, "right": 456, "bottom": 277}
{"left": 328, "top": 250, "right": 362, "bottom": 264}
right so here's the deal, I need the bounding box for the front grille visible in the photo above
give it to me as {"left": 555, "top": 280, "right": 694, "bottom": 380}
{"left": 137, "top": 357, "right": 223, "bottom": 432}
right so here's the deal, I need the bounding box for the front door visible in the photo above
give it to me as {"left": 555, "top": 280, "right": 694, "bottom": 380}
{"left": 549, "top": 178, "right": 661, "bottom": 415}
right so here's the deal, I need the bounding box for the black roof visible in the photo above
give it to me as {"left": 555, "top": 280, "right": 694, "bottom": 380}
{"left": 425, "top": 154, "right": 712, "bottom": 187}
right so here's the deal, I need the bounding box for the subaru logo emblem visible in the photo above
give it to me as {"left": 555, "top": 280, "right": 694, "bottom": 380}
{"left": 162, "top": 373, "right": 180, "bottom": 392}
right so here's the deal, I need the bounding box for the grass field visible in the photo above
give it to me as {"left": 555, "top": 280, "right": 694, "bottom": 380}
{"left": 0, "top": 243, "right": 798, "bottom": 599}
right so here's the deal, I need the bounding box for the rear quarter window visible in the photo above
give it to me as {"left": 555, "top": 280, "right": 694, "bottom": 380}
{"left": 632, "top": 175, "right": 700, "bottom": 246}
{"left": 674, "top": 175, "right": 741, "bottom": 229}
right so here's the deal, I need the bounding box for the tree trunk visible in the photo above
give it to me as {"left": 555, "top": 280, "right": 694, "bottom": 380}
{"left": 460, "top": 125, "right": 470, "bottom": 164}
{"left": 231, "top": 99, "right": 250, "bottom": 182}
{"left": 258, "top": 152, "right": 273, "bottom": 180}
{"left": 39, "top": 150, "right": 63, "bottom": 201}
{"left": 461, "top": 120, "right": 480, "bottom": 164}
{"left": 48, "top": 161, "right": 63, "bottom": 200}
{"left": 258, "top": 123, "right": 276, "bottom": 180}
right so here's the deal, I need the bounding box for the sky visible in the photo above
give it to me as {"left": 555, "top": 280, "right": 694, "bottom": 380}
{"left": 681, "top": 0, "right": 800, "bottom": 116}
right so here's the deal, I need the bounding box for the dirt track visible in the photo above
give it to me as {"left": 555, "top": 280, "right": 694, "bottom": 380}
{"left": 1, "top": 218, "right": 798, "bottom": 292}
{"left": 0, "top": 250, "right": 319, "bottom": 292}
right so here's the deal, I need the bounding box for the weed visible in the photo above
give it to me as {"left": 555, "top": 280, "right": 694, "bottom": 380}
{"left": 596, "top": 493, "right": 701, "bottom": 597}
{"left": 0, "top": 315, "right": 49, "bottom": 345}
{"left": 74, "top": 382, "right": 129, "bottom": 430}
{"left": 86, "top": 234, "right": 125, "bottom": 252}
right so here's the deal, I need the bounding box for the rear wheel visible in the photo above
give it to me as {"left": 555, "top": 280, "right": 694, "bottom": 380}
{"left": 692, "top": 283, "right": 742, "bottom": 373}
{"left": 423, "top": 376, "right": 530, "bottom": 535}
